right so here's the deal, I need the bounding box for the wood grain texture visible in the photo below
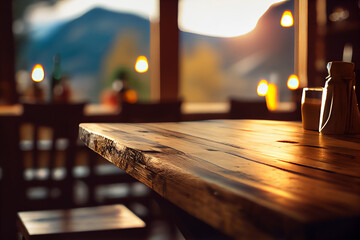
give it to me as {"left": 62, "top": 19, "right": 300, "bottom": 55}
{"left": 79, "top": 120, "right": 360, "bottom": 239}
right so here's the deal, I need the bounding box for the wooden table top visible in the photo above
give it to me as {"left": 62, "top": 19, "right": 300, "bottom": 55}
{"left": 79, "top": 120, "right": 360, "bottom": 239}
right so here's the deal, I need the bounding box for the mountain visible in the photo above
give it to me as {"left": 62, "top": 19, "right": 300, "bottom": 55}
{"left": 23, "top": 7, "right": 150, "bottom": 102}
{"left": 26, "top": 7, "right": 150, "bottom": 76}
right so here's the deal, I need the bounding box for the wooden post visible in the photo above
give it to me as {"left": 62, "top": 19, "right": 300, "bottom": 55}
{"left": 306, "top": 0, "right": 327, "bottom": 87}
{"left": 150, "top": 0, "right": 179, "bottom": 102}
{"left": 0, "top": 0, "right": 17, "bottom": 104}
{"left": 295, "top": 0, "right": 308, "bottom": 87}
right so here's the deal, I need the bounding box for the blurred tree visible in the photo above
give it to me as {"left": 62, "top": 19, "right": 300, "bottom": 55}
{"left": 102, "top": 32, "right": 150, "bottom": 101}
{"left": 181, "top": 42, "right": 225, "bottom": 102}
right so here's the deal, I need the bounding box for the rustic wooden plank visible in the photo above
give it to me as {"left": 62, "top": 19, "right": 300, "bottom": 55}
{"left": 79, "top": 120, "right": 360, "bottom": 239}
{"left": 154, "top": 120, "right": 360, "bottom": 177}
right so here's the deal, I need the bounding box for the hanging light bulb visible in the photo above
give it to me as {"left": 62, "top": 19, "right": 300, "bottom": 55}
{"left": 257, "top": 79, "right": 268, "bottom": 96}
{"left": 281, "top": 10, "right": 294, "bottom": 27}
{"left": 135, "top": 56, "right": 149, "bottom": 73}
{"left": 31, "top": 64, "right": 45, "bottom": 82}
{"left": 287, "top": 74, "right": 300, "bottom": 90}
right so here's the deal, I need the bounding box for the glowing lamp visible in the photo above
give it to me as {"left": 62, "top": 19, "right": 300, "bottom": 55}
{"left": 135, "top": 56, "right": 149, "bottom": 73}
{"left": 31, "top": 64, "right": 45, "bottom": 82}
{"left": 280, "top": 10, "right": 293, "bottom": 27}
{"left": 287, "top": 74, "right": 299, "bottom": 90}
{"left": 265, "top": 83, "right": 278, "bottom": 111}
{"left": 30, "top": 64, "right": 45, "bottom": 102}
{"left": 257, "top": 79, "right": 268, "bottom": 96}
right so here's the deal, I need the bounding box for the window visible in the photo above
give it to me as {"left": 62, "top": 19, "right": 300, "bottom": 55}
{"left": 13, "top": 0, "right": 152, "bottom": 103}
{"left": 179, "top": 0, "right": 296, "bottom": 110}
{"left": 13, "top": 0, "right": 297, "bottom": 110}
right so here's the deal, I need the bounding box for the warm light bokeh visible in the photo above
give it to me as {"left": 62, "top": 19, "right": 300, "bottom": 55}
{"left": 265, "top": 83, "right": 278, "bottom": 111}
{"left": 257, "top": 79, "right": 268, "bottom": 96}
{"left": 287, "top": 74, "right": 299, "bottom": 90}
{"left": 135, "top": 56, "right": 149, "bottom": 73}
{"left": 280, "top": 10, "right": 293, "bottom": 27}
{"left": 124, "top": 89, "right": 138, "bottom": 103}
{"left": 31, "top": 64, "right": 45, "bottom": 82}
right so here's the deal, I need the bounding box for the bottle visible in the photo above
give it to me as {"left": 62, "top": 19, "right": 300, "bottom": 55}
{"left": 50, "top": 54, "right": 62, "bottom": 102}
{"left": 319, "top": 61, "right": 360, "bottom": 134}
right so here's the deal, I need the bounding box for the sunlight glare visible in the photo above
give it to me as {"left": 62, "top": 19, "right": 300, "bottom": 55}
{"left": 31, "top": 64, "right": 45, "bottom": 82}
{"left": 280, "top": 10, "right": 293, "bottom": 27}
{"left": 135, "top": 56, "right": 149, "bottom": 73}
{"left": 26, "top": 0, "right": 157, "bottom": 25}
{"left": 179, "top": 0, "right": 286, "bottom": 37}
{"left": 27, "top": 0, "right": 287, "bottom": 38}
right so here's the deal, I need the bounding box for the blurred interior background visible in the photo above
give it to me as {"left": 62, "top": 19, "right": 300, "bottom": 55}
{"left": 1, "top": 0, "right": 360, "bottom": 239}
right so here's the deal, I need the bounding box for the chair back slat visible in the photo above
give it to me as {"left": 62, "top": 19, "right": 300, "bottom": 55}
{"left": 20, "top": 103, "right": 85, "bottom": 210}
{"left": 229, "top": 99, "right": 269, "bottom": 119}
{"left": 120, "top": 100, "right": 182, "bottom": 123}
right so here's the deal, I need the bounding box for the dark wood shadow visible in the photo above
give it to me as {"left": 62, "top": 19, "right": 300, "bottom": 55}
{"left": 0, "top": 115, "right": 21, "bottom": 240}
{"left": 120, "top": 100, "right": 182, "bottom": 123}
{"left": 230, "top": 98, "right": 301, "bottom": 121}
{"left": 229, "top": 99, "right": 269, "bottom": 119}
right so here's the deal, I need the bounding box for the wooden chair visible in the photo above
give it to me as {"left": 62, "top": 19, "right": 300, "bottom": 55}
{"left": 16, "top": 103, "right": 147, "bottom": 239}
{"left": 83, "top": 154, "right": 150, "bottom": 206}
{"left": 0, "top": 115, "right": 21, "bottom": 240}
{"left": 230, "top": 98, "right": 301, "bottom": 121}
{"left": 19, "top": 103, "right": 143, "bottom": 209}
{"left": 80, "top": 100, "right": 183, "bottom": 237}
{"left": 89, "top": 100, "right": 182, "bottom": 214}
{"left": 229, "top": 99, "right": 269, "bottom": 119}
{"left": 118, "top": 100, "right": 183, "bottom": 235}
{"left": 17, "top": 204, "right": 146, "bottom": 240}
{"left": 120, "top": 100, "right": 182, "bottom": 123}
{"left": 79, "top": 102, "right": 182, "bottom": 222}
{"left": 18, "top": 103, "right": 85, "bottom": 210}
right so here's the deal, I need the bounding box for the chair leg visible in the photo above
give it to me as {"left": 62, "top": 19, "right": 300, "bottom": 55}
{"left": 18, "top": 232, "right": 26, "bottom": 240}
{"left": 87, "top": 150, "right": 97, "bottom": 205}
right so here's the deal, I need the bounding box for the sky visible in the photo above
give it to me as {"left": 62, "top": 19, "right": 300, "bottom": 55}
{"left": 24, "top": 0, "right": 286, "bottom": 38}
